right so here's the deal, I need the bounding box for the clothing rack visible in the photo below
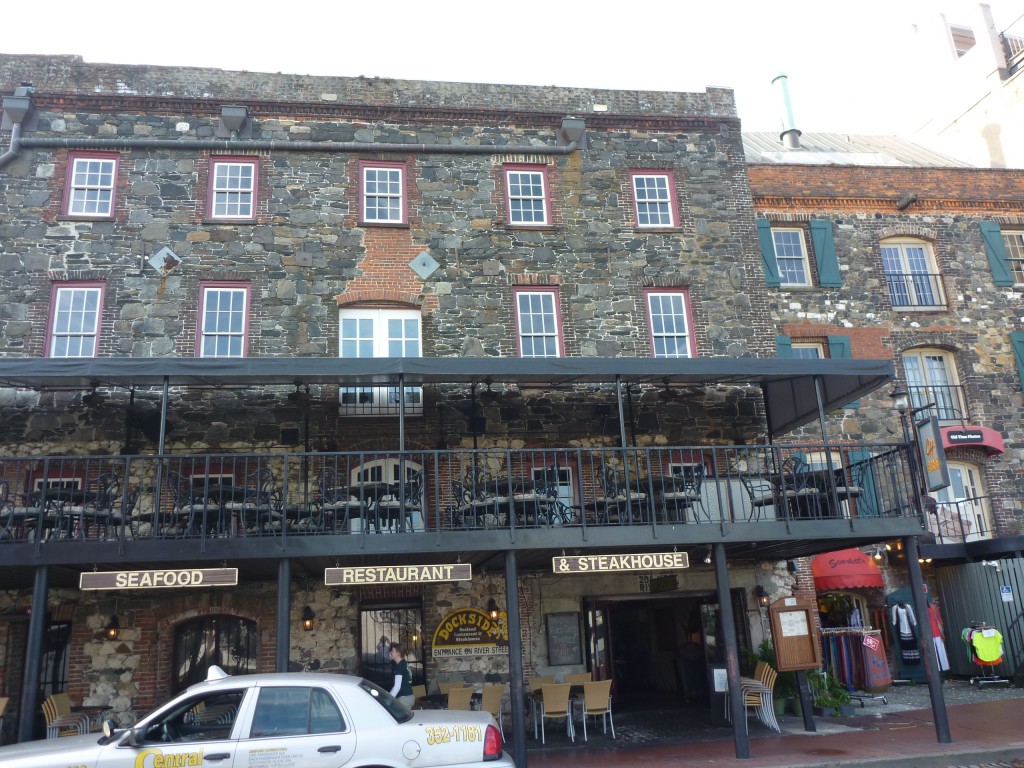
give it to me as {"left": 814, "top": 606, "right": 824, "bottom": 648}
{"left": 818, "top": 627, "right": 890, "bottom": 705}
{"left": 963, "top": 621, "right": 1009, "bottom": 688}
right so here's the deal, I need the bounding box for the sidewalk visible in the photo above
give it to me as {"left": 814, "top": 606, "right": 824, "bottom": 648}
{"left": 522, "top": 697, "right": 1024, "bottom": 768}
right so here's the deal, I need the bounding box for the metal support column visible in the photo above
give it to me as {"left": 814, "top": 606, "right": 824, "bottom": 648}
{"left": 505, "top": 549, "right": 527, "bottom": 768}
{"left": 18, "top": 565, "right": 48, "bottom": 743}
{"left": 903, "top": 535, "right": 952, "bottom": 743}
{"left": 276, "top": 558, "right": 291, "bottom": 672}
{"left": 713, "top": 543, "right": 750, "bottom": 759}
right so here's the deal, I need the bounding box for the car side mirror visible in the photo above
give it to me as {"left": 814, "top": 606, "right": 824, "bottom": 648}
{"left": 122, "top": 726, "right": 143, "bottom": 747}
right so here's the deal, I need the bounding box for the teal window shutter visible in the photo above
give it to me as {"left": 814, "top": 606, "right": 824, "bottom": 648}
{"left": 776, "top": 335, "right": 793, "bottom": 358}
{"left": 828, "top": 334, "right": 859, "bottom": 408}
{"left": 980, "top": 222, "right": 1015, "bottom": 286}
{"left": 757, "top": 219, "right": 782, "bottom": 287}
{"left": 809, "top": 219, "right": 842, "bottom": 288}
{"left": 1011, "top": 331, "right": 1024, "bottom": 387}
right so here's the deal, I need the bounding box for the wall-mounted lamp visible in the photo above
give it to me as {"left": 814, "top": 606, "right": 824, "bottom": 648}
{"left": 486, "top": 598, "right": 500, "bottom": 621}
{"left": 918, "top": 556, "right": 933, "bottom": 565}
{"left": 104, "top": 615, "right": 121, "bottom": 640}
{"left": 754, "top": 585, "right": 769, "bottom": 607}
{"left": 301, "top": 605, "right": 316, "bottom": 632}
{"left": 703, "top": 546, "right": 713, "bottom": 565}
{"left": 873, "top": 546, "right": 884, "bottom": 560}
{"left": 889, "top": 385, "right": 910, "bottom": 415}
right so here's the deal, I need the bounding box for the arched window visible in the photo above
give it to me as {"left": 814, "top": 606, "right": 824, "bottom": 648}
{"left": 880, "top": 238, "right": 945, "bottom": 309}
{"left": 901, "top": 348, "right": 966, "bottom": 422}
{"left": 173, "top": 614, "right": 257, "bottom": 692}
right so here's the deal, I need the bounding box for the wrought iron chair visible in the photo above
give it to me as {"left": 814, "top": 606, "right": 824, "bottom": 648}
{"left": 225, "top": 466, "right": 280, "bottom": 535}
{"left": 376, "top": 469, "right": 424, "bottom": 533}
{"left": 464, "top": 465, "right": 510, "bottom": 525}
{"left": 78, "top": 473, "right": 121, "bottom": 539}
{"left": 588, "top": 464, "right": 647, "bottom": 525}
{"left": 659, "top": 463, "right": 705, "bottom": 523}
{"left": 315, "top": 466, "right": 366, "bottom": 533}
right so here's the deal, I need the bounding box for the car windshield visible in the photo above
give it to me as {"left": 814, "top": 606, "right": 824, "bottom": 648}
{"left": 357, "top": 678, "right": 413, "bottom": 723}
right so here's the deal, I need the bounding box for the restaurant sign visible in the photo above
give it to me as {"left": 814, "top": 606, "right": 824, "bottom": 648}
{"left": 431, "top": 607, "right": 509, "bottom": 657}
{"left": 325, "top": 563, "right": 472, "bottom": 586}
{"left": 80, "top": 568, "right": 238, "bottom": 591}
{"left": 553, "top": 551, "right": 690, "bottom": 573}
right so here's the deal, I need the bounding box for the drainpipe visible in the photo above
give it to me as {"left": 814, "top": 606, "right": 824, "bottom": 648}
{"left": 0, "top": 87, "right": 33, "bottom": 170}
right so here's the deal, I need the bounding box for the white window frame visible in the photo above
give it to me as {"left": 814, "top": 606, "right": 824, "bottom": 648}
{"left": 631, "top": 172, "right": 675, "bottom": 227}
{"left": 49, "top": 286, "right": 102, "bottom": 358}
{"left": 339, "top": 308, "right": 422, "bottom": 415}
{"left": 901, "top": 349, "right": 962, "bottom": 422}
{"left": 515, "top": 289, "right": 562, "bottom": 358}
{"left": 646, "top": 291, "right": 693, "bottom": 358}
{"left": 1003, "top": 230, "right": 1024, "bottom": 285}
{"left": 505, "top": 167, "right": 549, "bottom": 225}
{"left": 790, "top": 342, "right": 824, "bottom": 359}
{"left": 361, "top": 164, "right": 406, "bottom": 224}
{"left": 210, "top": 159, "right": 256, "bottom": 220}
{"left": 932, "top": 462, "right": 993, "bottom": 543}
{"left": 66, "top": 155, "right": 117, "bottom": 217}
{"left": 881, "top": 238, "right": 945, "bottom": 309}
{"left": 199, "top": 285, "right": 249, "bottom": 358}
{"left": 771, "top": 228, "right": 811, "bottom": 287}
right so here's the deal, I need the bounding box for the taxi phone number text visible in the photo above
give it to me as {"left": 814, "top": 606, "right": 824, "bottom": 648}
{"left": 425, "top": 724, "right": 483, "bottom": 745}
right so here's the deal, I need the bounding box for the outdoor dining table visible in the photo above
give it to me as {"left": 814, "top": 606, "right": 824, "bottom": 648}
{"left": 343, "top": 481, "right": 397, "bottom": 532}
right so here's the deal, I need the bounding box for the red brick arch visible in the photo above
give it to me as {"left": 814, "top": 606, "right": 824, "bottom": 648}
{"left": 336, "top": 289, "right": 423, "bottom": 307}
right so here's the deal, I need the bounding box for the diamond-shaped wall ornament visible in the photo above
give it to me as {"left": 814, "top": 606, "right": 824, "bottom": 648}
{"left": 148, "top": 246, "right": 182, "bottom": 276}
{"left": 410, "top": 251, "right": 440, "bottom": 279}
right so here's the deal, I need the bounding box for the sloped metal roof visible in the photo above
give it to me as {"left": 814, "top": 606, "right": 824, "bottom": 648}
{"left": 743, "top": 132, "right": 975, "bottom": 167}
{"left": 0, "top": 355, "right": 893, "bottom": 437}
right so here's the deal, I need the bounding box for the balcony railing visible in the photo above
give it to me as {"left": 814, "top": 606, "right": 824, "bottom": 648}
{"left": 908, "top": 383, "right": 970, "bottom": 423}
{"left": 885, "top": 272, "right": 947, "bottom": 309}
{"left": 925, "top": 494, "right": 995, "bottom": 545}
{"left": 0, "top": 444, "right": 919, "bottom": 546}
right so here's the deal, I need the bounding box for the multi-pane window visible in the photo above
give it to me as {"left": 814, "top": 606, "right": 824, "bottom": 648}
{"left": 65, "top": 153, "right": 117, "bottom": 217}
{"left": 209, "top": 158, "right": 256, "bottom": 219}
{"left": 199, "top": 285, "right": 249, "bottom": 358}
{"left": 515, "top": 289, "right": 561, "bottom": 357}
{"left": 790, "top": 343, "right": 824, "bottom": 359}
{"left": 881, "top": 239, "right": 945, "bottom": 308}
{"left": 505, "top": 166, "right": 548, "bottom": 225}
{"left": 49, "top": 285, "right": 102, "bottom": 358}
{"left": 1004, "top": 231, "right": 1024, "bottom": 284}
{"left": 339, "top": 308, "right": 422, "bottom": 415}
{"left": 646, "top": 291, "right": 693, "bottom": 358}
{"left": 771, "top": 228, "right": 811, "bottom": 286}
{"left": 361, "top": 163, "right": 405, "bottom": 224}
{"left": 932, "top": 463, "right": 993, "bottom": 543}
{"left": 902, "top": 349, "right": 964, "bottom": 421}
{"left": 631, "top": 172, "right": 675, "bottom": 227}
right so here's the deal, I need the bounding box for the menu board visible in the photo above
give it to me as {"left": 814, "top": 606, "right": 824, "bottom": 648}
{"left": 545, "top": 612, "right": 582, "bottom": 666}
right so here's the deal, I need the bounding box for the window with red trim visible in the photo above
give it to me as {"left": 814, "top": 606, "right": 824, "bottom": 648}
{"left": 48, "top": 283, "right": 103, "bottom": 358}
{"left": 208, "top": 157, "right": 258, "bottom": 220}
{"left": 198, "top": 284, "right": 250, "bottom": 358}
{"left": 360, "top": 161, "right": 407, "bottom": 225}
{"left": 63, "top": 152, "right": 118, "bottom": 218}
{"left": 630, "top": 171, "right": 676, "bottom": 228}
{"left": 504, "top": 164, "right": 549, "bottom": 226}
{"left": 646, "top": 290, "right": 694, "bottom": 358}
{"left": 515, "top": 288, "right": 562, "bottom": 357}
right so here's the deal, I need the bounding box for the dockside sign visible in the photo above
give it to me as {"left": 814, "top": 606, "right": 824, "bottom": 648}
{"left": 431, "top": 607, "right": 509, "bottom": 657}
{"left": 325, "top": 563, "right": 472, "bottom": 586}
{"left": 553, "top": 551, "right": 690, "bottom": 573}
{"left": 80, "top": 568, "right": 238, "bottom": 591}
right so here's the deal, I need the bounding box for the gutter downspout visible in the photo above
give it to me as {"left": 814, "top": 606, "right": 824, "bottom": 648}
{"left": 0, "top": 121, "right": 23, "bottom": 170}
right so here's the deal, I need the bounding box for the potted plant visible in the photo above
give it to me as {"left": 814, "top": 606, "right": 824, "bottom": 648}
{"left": 808, "top": 669, "right": 853, "bottom": 716}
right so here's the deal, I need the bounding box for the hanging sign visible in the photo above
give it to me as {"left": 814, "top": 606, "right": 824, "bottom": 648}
{"left": 916, "top": 414, "right": 950, "bottom": 492}
{"left": 553, "top": 551, "right": 689, "bottom": 573}
{"left": 80, "top": 568, "right": 237, "bottom": 590}
{"left": 325, "top": 563, "right": 471, "bottom": 586}
{"left": 430, "top": 607, "right": 509, "bottom": 657}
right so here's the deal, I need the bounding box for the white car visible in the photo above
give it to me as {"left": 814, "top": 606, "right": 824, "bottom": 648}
{"left": 0, "top": 667, "right": 512, "bottom": 768}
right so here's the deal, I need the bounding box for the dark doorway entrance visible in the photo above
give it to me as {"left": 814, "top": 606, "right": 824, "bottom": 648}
{"left": 584, "top": 589, "right": 748, "bottom": 711}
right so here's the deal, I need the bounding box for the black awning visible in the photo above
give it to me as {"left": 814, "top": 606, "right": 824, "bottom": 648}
{"left": 0, "top": 356, "right": 893, "bottom": 436}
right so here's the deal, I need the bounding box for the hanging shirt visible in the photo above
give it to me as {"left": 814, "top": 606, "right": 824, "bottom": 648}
{"left": 971, "top": 629, "right": 1004, "bottom": 663}
{"left": 849, "top": 606, "right": 863, "bottom": 628}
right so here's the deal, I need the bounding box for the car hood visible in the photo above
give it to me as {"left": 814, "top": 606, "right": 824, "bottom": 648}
{"left": 0, "top": 732, "right": 107, "bottom": 762}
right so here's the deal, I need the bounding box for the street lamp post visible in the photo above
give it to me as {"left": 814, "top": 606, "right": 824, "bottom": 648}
{"left": 889, "top": 385, "right": 952, "bottom": 744}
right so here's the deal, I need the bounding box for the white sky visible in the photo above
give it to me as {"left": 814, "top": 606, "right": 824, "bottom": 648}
{"left": 4, "top": 1, "right": 1022, "bottom": 135}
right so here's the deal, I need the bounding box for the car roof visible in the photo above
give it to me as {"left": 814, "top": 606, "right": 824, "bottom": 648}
{"left": 187, "top": 670, "right": 365, "bottom": 693}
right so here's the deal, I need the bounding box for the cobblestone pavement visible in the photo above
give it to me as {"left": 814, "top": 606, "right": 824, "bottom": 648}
{"left": 865, "top": 676, "right": 1024, "bottom": 713}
